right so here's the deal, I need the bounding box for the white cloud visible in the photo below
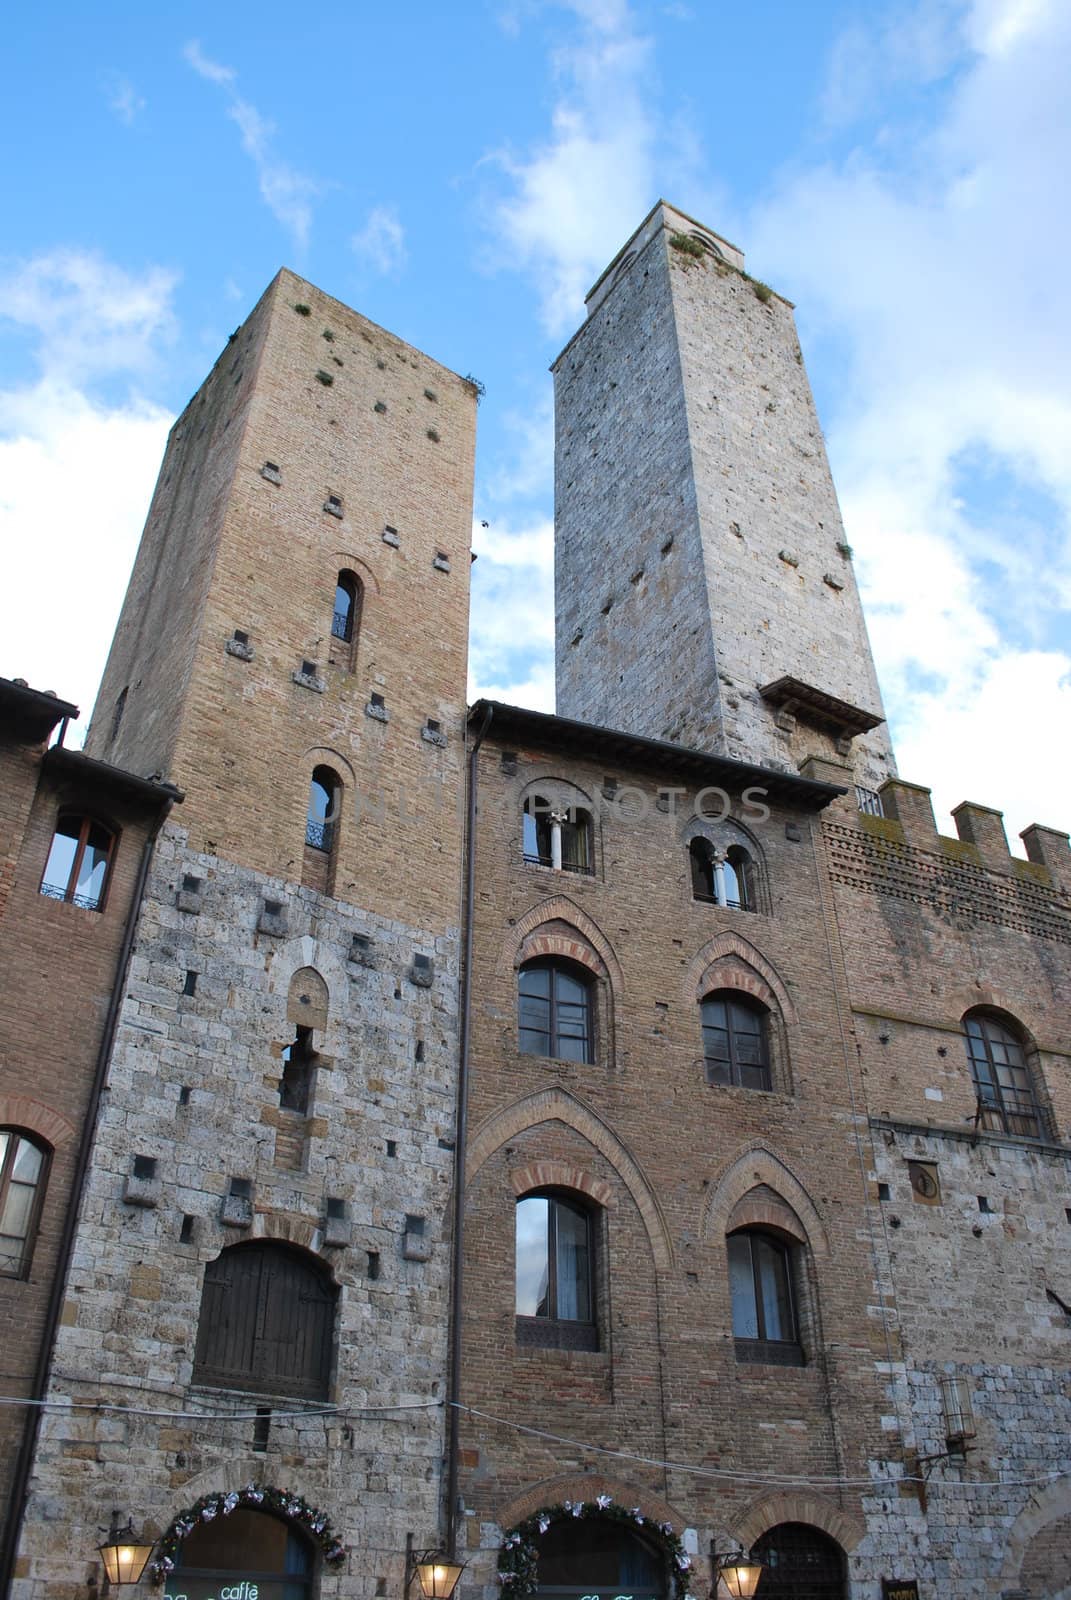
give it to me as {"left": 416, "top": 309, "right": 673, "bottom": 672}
{"left": 0, "top": 250, "right": 178, "bottom": 384}
{"left": 469, "top": 515, "right": 555, "bottom": 709}
{"left": 744, "top": 0, "right": 1071, "bottom": 841}
{"left": 184, "top": 41, "right": 322, "bottom": 251}
{"left": 485, "top": 1, "right": 658, "bottom": 333}
{"left": 0, "top": 253, "right": 177, "bottom": 735}
{"left": 351, "top": 207, "right": 407, "bottom": 276}
{"left": 106, "top": 74, "right": 146, "bottom": 125}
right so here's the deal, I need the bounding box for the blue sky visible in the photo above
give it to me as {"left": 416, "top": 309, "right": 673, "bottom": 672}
{"left": 2, "top": 0, "right": 1069, "bottom": 845}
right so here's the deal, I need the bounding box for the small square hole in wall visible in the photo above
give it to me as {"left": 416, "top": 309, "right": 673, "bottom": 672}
{"left": 371, "top": 692, "right": 385, "bottom": 709}
{"left": 367, "top": 1250, "right": 381, "bottom": 1280}
{"left": 386, "top": 1140, "right": 397, "bottom": 1158}
{"left": 183, "top": 970, "right": 198, "bottom": 996}
{"left": 326, "top": 1196, "right": 346, "bottom": 1220}
{"left": 405, "top": 1214, "right": 425, "bottom": 1237}
{"left": 426, "top": 719, "right": 441, "bottom": 734}
{"left": 878, "top": 1182, "right": 891, "bottom": 1202}
{"left": 133, "top": 1155, "right": 157, "bottom": 1181}
{"left": 182, "top": 874, "right": 202, "bottom": 894}
{"left": 301, "top": 659, "right": 317, "bottom": 678}
{"left": 415, "top": 1040, "right": 426, "bottom": 1062}
{"left": 233, "top": 630, "right": 249, "bottom": 646}
{"left": 977, "top": 1195, "right": 992, "bottom": 1214}
{"left": 382, "top": 524, "right": 400, "bottom": 547}
{"left": 179, "top": 1214, "right": 195, "bottom": 1243}
{"left": 324, "top": 494, "right": 343, "bottom": 518}
{"left": 426, "top": 428, "right": 440, "bottom": 442}
{"left": 230, "top": 1177, "right": 252, "bottom": 1199}
{"left": 178, "top": 1086, "right": 191, "bottom": 1105}
{"left": 1065, "top": 1208, "right": 1071, "bottom": 1224}
{"left": 253, "top": 1407, "right": 271, "bottom": 1452}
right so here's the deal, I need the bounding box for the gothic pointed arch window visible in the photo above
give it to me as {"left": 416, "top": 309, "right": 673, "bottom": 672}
{"left": 167, "top": 1508, "right": 315, "bottom": 1600}
{"left": 515, "top": 1189, "right": 598, "bottom": 1350}
{"left": 192, "top": 1242, "right": 337, "bottom": 1398}
{"left": 750, "top": 1523, "right": 847, "bottom": 1598}
{"left": 518, "top": 959, "right": 594, "bottom": 1063}
{"left": 964, "top": 1010, "right": 1043, "bottom": 1139}
{"left": 727, "top": 1229, "right": 804, "bottom": 1366}
{"left": 701, "top": 992, "right": 771, "bottom": 1091}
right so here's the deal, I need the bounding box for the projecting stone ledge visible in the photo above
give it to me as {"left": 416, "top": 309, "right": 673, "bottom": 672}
{"left": 759, "top": 675, "right": 885, "bottom": 741}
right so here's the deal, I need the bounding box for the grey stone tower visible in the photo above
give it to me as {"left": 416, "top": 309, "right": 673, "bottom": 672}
{"left": 553, "top": 201, "right": 895, "bottom": 791}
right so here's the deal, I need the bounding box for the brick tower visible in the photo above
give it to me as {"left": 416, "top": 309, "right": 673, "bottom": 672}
{"left": 553, "top": 201, "right": 895, "bottom": 795}
{"left": 12, "top": 273, "right": 477, "bottom": 1599}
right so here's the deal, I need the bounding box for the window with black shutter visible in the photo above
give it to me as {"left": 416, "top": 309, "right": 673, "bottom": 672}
{"left": 192, "top": 1242, "right": 336, "bottom": 1398}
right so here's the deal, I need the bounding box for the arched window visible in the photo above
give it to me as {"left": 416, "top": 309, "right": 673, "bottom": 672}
{"left": 689, "top": 838, "right": 757, "bottom": 910}
{"left": 750, "top": 1524, "right": 847, "bottom": 1598}
{"left": 523, "top": 797, "right": 593, "bottom": 873}
{"left": 535, "top": 1516, "right": 665, "bottom": 1599}
{"left": 701, "top": 993, "right": 771, "bottom": 1091}
{"left": 332, "top": 570, "right": 363, "bottom": 647}
{"left": 965, "top": 1011, "right": 1042, "bottom": 1139}
{"left": 516, "top": 1192, "right": 596, "bottom": 1348}
{"left": 519, "top": 960, "right": 593, "bottom": 1063}
{"left": 40, "top": 814, "right": 115, "bottom": 911}
{"left": 192, "top": 1242, "right": 336, "bottom": 1398}
{"left": 727, "top": 1229, "right": 803, "bottom": 1365}
{"left": 279, "top": 1027, "right": 315, "bottom": 1113}
{"left": 306, "top": 766, "right": 341, "bottom": 854}
{"left": 168, "top": 1508, "right": 314, "bottom": 1600}
{"left": 0, "top": 1130, "right": 49, "bottom": 1277}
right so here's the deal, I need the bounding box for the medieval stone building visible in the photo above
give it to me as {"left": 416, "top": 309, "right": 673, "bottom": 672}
{"left": 1, "top": 203, "right": 1068, "bottom": 1600}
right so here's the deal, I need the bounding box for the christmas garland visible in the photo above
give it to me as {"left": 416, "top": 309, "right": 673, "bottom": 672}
{"left": 149, "top": 1483, "right": 347, "bottom": 1583}
{"left": 498, "top": 1497, "right": 695, "bottom": 1600}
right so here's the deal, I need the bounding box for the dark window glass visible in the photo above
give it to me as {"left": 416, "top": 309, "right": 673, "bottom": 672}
{"left": 192, "top": 1242, "right": 336, "bottom": 1397}
{"left": 516, "top": 1193, "right": 596, "bottom": 1351}
{"left": 519, "top": 961, "right": 593, "bottom": 1062}
{"left": 279, "top": 1027, "right": 315, "bottom": 1113}
{"left": 306, "top": 766, "right": 340, "bottom": 853}
{"left": 536, "top": 1517, "right": 665, "bottom": 1599}
{"left": 727, "top": 1231, "right": 803, "bottom": 1365}
{"left": 332, "top": 570, "right": 362, "bottom": 646}
{"left": 701, "top": 994, "right": 770, "bottom": 1091}
{"left": 689, "top": 837, "right": 716, "bottom": 901}
{"left": 965, "top": 1013, "right": 1041, "bottom": 1139}
{"left": 0, "top": 1130, "right": 49, "bottom": 1277}
{"left": 750, "top": 1523, "right": 847, "bottom": 1599}
{"left": 40, "top": 815, "right": 114, "bottom": 911}
{"left": 168, "top": 1509, "right": 313, "bottom": 1600}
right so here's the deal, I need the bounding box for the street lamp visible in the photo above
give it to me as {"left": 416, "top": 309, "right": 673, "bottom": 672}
{"left": 712, "top": 1545, "right": 766, "bottom": 1600}
{"left": 98, "top": 1513, "right": 155, "bottom": 1587}
{"left": 404, "top": 1534, "right": 465, "bottom": 1600}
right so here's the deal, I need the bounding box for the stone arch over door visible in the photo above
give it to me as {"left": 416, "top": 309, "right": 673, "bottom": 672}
{"left": 467, "top": 1086, "right": 674, "bottom": 1274}
{"left": 495, "top": 1476, "right": 683, "bottom": 1536}
{"left": 733, "top": 1490, "right": 864, "bottom": 1554}
{"left": 1001, "top": 1481, "right": 1071, "bottom": 1593}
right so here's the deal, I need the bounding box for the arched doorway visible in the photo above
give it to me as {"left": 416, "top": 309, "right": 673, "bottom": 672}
{"left": 751, "top": 1524, "right": 846, "bottom": 1600}
{"left": 535, "top": 1517, "right": 667, "bottom": 1600}
{"left": 164, "top": 1507, "right": 314, "bottom": 1600}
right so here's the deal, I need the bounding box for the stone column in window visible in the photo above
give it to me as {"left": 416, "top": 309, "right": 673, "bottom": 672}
{"left": 550, "top": 809, "right": 567, "bottom": 870}
{"left": 713, "top": 854, "right": 728, "bottom": 907}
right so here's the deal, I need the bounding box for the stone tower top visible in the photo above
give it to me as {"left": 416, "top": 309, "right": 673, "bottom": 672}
{"left": 552, "top": 202, "right": 896, "bottom": 791}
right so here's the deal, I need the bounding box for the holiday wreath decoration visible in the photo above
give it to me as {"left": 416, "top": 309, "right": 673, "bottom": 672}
{"left": 497, "top": 1497, "right": 695, "bottom": 1600}
{"left": 149, "top": 1483, "right": 347, "bottom": 1583}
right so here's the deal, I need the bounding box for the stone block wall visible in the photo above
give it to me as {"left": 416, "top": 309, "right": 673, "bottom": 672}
{"left": 14, "top": 821, "right": 461, "bottom": 1600}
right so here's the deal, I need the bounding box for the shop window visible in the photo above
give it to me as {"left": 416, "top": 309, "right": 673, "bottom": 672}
{"left": 964, "top": 1010, "right": 1043, "bottom": 1139}
{"left": 40, "top": 814, "right": 115, "bottom": 911}
{"left": 0, "top": 1130, "right": 49, "bottom": 1277}
{"left": 167, "top": 1508, "right": 314, "bottom": 1600}
{"left": 192, "top": 1242, "right": 336, "bottom": 1398}
{"left": 534, "top": 1515, "right": 664, "bottom": 1599}
{"left": 701, "top": 993, "right": 771, "bottom": 1091}
{"left": 727, "top": 1229, "right": 804, "bottom": 1365}
{"left": 516, "top": 1191, "right": 597, "bottom": 1351}
{"left": 518, "top": 960, "right": 593, "bottom": 1063}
